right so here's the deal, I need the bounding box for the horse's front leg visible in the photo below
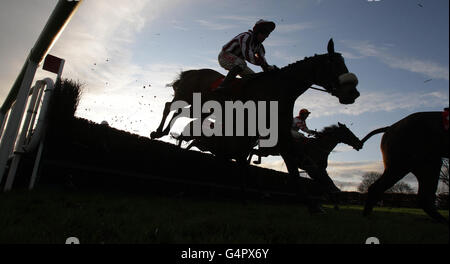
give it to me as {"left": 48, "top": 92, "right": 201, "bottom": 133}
{"left": 237, "top": 157, "right": 251, "bottom": 203}
{"left": 280, "top": 150, "right": 325, "bottom": 214}
{"left": 150, "top": 101, "right": 174, "bottom": 139}
{"left": 301, "top": 158, "right": 341, "bottom": 209}
{"left": 302, "top": 157, "right": 340, "bottom": 194}
{"left": 331, "top": 192, "right": 340, "bottom": 211}
{"left": 151, "top": 99, "right": 189, "bottom": 139}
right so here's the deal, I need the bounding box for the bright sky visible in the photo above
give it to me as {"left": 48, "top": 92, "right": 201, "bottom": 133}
{"left": 0, "top": 0, "right": 448, "bottom": 191}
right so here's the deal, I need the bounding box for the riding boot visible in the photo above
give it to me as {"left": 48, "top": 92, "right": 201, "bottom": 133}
{"left": 215, "top": 65, "right": 242, "bottom": 92}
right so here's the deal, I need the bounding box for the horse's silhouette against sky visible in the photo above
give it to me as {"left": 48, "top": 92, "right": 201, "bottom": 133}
{"left": 151, "top": 39, "right": 360, "bottom": 213}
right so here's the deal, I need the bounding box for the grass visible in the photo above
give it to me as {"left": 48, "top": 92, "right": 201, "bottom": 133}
{"left": 0, "top": 187, "right": 448, "bottom": 244}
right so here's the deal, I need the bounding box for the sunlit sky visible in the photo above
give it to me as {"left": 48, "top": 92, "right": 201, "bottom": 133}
{"left": 0, "top": 0, "right": 448, "bottom": 191}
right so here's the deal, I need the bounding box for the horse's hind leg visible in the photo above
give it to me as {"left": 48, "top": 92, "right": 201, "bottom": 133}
{"left": 413, "top": 158, "right": 448, "bottom": 224}
{"left": 363, "top": 166, "right": 408, "bottom": 217}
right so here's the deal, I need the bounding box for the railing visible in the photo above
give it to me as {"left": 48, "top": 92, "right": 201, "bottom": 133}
{"left": 1, "top": 78, "right": 55, "bottom": 190}
{"left": 0, "top": 0, "right": 82, "bottom": 190}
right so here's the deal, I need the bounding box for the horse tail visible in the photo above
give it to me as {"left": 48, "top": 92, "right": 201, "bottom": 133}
{"left": 167, "top": 70, "right": 197, "bottom": 94}
{"left": 166, "top": 77, "right": 181, "bottom": 93}
{"left": 360, "top": 126, "right": 390, "bottom": 144}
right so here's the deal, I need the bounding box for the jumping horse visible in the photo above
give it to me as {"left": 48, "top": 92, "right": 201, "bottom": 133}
{"left": 151, "top": 39, "right": 360, "bottom": 213}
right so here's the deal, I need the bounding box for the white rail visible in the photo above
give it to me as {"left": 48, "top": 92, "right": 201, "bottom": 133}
{"left": 0, "top": 0, "right": 80, "bottom": 190}
{"left": 2, "top": 78, "right": 55, "bottom": 190}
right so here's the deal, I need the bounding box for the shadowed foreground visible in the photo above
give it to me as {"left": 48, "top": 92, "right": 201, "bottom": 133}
{"left": 2, "top": 80, "right": 447, "bottom": 244}
{"left": 0, "top": 188, "right": 448, "bottom": 244}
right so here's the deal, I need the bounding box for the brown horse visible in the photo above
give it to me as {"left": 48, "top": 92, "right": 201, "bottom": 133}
{"left": 151, "top": 39, "right": 360, "bottom": 212}
{"left": 360, "top": 111, "right": 449, "bottom": 223}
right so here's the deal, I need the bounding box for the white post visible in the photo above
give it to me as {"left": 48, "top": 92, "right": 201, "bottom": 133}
{"left": 3, "top": 81, "right": 44, "bottom": 190}
{"left": 27, "top": 84, "right": 45, "bottom": 144}
{"left": 27, "top": 61, "right": 64, "bottom": 190}
{"left": 29, "top": 141, "right": 45, "bottom": 190}
{"left": 4, "top": 78, "right": 54, "bottom": 191}
{"left": 0, "top": 60, "right": 38, "bottom": 187}
{"left": 0, "top": 113, "right": 5, "bottom": 135}
{"left": 0, "top": 110, "right": 9, "bottom": 140}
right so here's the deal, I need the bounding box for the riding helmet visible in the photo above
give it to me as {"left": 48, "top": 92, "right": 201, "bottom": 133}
{"left": 253, "top": 19, "right": 276, "bottom": 35}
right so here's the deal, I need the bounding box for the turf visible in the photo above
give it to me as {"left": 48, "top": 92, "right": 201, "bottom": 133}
{"left": 0, "top": 187, "right": 448, "bottom": 244}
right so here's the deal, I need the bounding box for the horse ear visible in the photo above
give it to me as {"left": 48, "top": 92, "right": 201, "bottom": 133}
{"left": 327, "top": 38, "right": 335, "bottom": 54}
{"left": 338, "top": 122, "right": 344, "bottom": 127}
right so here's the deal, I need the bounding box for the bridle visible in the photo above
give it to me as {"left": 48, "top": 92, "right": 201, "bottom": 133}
{"left": 309, "top": 85, "right": 328, "bottom": 93}
{"left": 308, "top": 54, "right": 358, "bottom": 96}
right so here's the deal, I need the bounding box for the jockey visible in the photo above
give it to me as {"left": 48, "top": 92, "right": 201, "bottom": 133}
{"left": 215, "top": 19, "right": 276, "bottom": 92}
{"left": 291, "top": 108, "right": 318, "bottom": 140}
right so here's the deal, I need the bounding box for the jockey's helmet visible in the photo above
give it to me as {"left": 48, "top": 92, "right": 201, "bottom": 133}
{"left": 253, "top": 19, "right": 276, "bottom": 35}
{"left": 299, "top": 108, "right": 310, "bottom": 117}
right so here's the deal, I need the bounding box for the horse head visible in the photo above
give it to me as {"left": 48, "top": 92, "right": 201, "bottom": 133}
{"left": 336, "top": 122, "right": 362, "bottom": 150}
{"left": 314, "top": 39, "right": 360, "bottom": 104}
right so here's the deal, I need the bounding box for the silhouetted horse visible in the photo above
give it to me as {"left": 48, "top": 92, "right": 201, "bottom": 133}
{"left": 245, "top": 122, "right": 362, "bottom": 208}
{"left": 360, "top": 111, "right": 449, "bottom": 223}
{"left": 151, "top": 39, "right": 360, "bottom": 212}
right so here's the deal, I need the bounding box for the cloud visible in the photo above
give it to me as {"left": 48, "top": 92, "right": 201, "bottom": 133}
{"left": 217, "top": 15, "right": 258, "bottom": 25}
{"left": 383, "top": 57, "right": 449, "bottom": 81}
{"left": 0, "top": 0, "right": 58, "bottom": 100}
{"left": 294, "top": 89, "right": 449, "bottom": 118}
{"left": 28, "top": 0, "right": 155, "bottom": 94}
{"left": 27, "top": 0, "right": 201, "bottom": 138}
{"left": 254, "top": 158, "right": 418, "bottom": 192}
{"left": 344, "top": 40, "right": 449, "bottom": 81}
{"left": 276, "top": 23, "right": 313, "bottom": 33}
{"left": 270, "top": 50, "right": 298, "bottom": 64}
{"left": 265, "top": 37, "right": 299, "bottom": 48}
{"left": 170, "top": 20, "right": 190, "bottom": 31}
{"left": 195, "top": 19, "right": 237, "bottom": 31}
{"left": 339, "top": 51, "right": 365, "bottom": 60}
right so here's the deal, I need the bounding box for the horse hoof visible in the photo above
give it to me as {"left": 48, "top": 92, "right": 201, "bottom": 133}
{"left": 150, "top": 131, "right": 162, "bottom": 139}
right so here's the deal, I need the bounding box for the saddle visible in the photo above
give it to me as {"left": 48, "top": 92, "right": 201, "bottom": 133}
{"left": 210, "top": 77, "right": 244, "bottom": 94}
{"left": 293, "top": 136, "right": 311, "bottom": 145}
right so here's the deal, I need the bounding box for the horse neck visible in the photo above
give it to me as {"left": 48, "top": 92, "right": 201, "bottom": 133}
{"left": 315, "top": 133, "right": 339, "bottom": 154}
{"left": 280, "top": 57, "right": 318, "bottom": 96}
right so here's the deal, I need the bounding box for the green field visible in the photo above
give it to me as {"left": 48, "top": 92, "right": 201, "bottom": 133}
{"left": 0, "top": 187, "right": 448, "bottom": 244}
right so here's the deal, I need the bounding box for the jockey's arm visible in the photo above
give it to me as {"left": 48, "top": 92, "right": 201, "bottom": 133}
{"left": 255, "top": 52, "right": 276, "bottom": 72}
{"left": 256, "top": 54, "right": 272, "bottom": 72}
{"left": 300, "top": 125, "right": 316, "bottom": 136}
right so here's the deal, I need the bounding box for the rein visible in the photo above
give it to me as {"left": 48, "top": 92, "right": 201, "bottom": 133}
{"left": 309, "top": 85, "right": 329, "bottom": 93}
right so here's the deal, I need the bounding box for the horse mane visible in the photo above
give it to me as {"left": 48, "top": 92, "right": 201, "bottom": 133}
{"left": 317, "top": 124, "right": 340, "bottom": 137}
{"left": 250, "top": 55, "right": 316, "bottom": 79}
